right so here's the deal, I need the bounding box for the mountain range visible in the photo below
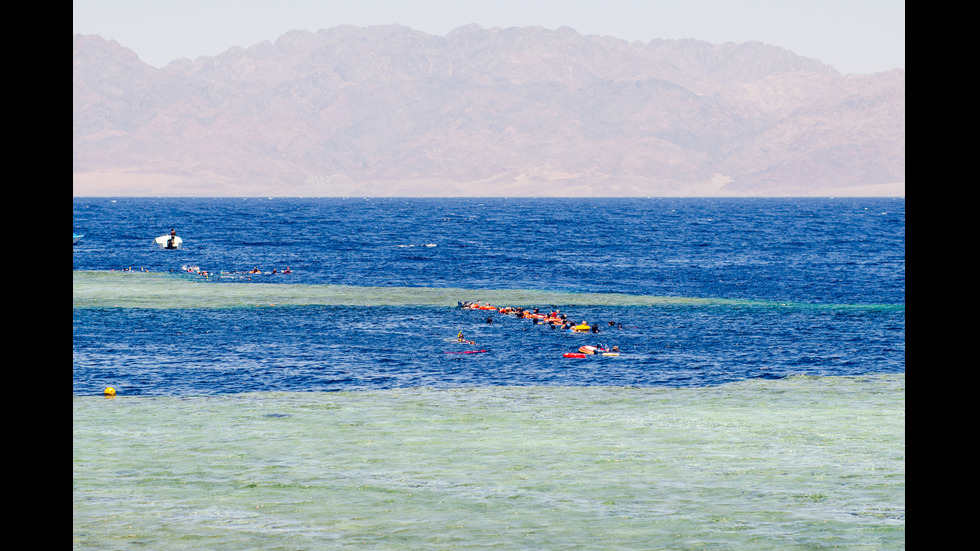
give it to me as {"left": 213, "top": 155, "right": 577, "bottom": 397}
{"left": 72, "top": 25, "right": 905, "bottom": 197}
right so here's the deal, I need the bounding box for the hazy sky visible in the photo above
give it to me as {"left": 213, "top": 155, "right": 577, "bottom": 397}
{"left": 73, "top": 0, "right": 905, "bottom": 75}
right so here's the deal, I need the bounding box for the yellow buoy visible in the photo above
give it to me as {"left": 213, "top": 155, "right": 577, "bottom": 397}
{"left": 104, "top": 387, "right": 116, "bottom": 396}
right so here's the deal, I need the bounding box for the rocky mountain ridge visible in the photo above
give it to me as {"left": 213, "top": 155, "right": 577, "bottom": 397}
{"left": 72, "top": 25, "right": 905, "bottom": 196}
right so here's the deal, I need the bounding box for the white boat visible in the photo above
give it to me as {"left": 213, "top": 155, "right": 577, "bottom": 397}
{"left": 73, "top": 233, "right": 83, "bottom": 245}
{"left": 154, "top": 234, "right": 183, "bottom": 249}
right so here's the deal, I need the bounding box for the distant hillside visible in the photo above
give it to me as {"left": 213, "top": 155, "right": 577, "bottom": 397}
{"left": 72, "top": 25, "right": 905, "bottom": 197}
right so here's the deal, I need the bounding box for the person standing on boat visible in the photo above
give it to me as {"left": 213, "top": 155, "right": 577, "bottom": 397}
{"left": 166, "top": 228, "right": 177, "bottom": 249}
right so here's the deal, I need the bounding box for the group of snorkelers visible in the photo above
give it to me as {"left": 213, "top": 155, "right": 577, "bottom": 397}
{"left": 125, "top": 266, "right": 296, "bottom": 280}
{"left": 457, "top": 301, "right": 623, "bottom": 354}
{"left": 459, "top": 301, "right": 621, "bottom": 332}
{"left": 201, "top": 267, "right": 294, "bottom": 279}
{"left": 240, "top": 267, "right": 292, "bottom": 275}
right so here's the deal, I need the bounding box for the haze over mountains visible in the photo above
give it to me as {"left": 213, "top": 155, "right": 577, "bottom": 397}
{"left": 73, "top": 25, "right": 905, "bottom": 197}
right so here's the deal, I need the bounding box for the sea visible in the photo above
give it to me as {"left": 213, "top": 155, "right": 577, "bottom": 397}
{"left": 73, "top": 197, "right": 905, "bottom": 549}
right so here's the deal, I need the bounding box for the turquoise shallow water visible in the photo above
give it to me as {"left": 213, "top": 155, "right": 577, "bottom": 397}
{"left": 71, "top": 270, "right": 775, "bottom": 309}
{"left": 74, "top": 375, "right": 904, "bottom": 550}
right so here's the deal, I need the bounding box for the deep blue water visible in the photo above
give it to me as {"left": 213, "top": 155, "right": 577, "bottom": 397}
{"left": 73, "top": 197, "right": 905, "bottom": 396}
